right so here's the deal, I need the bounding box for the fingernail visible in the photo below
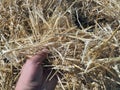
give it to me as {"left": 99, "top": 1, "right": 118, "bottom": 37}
{"left": 41, "top": 48, "right": 50, "bottom": 54}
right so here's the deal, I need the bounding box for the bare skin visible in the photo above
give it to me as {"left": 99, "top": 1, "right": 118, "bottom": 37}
{"left": 15, "top": 49, "right": 58, "bottom": 90}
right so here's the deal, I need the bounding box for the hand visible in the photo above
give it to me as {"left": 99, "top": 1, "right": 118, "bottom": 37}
{"left": 15, "top": 49, "right": 58, "bottom": 90}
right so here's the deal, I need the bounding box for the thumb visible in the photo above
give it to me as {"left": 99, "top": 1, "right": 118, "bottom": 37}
{"left": 15, "top": 49, "right": 49, "bottom": 90}
{"left": 28, "top": 48, "right": 49, "bottom": 63}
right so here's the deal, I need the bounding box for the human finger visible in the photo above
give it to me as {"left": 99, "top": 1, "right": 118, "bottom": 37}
{"left": 15, "top": 49, "right": 49, "bottom": 90}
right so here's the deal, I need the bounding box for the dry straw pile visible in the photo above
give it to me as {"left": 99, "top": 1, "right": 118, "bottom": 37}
{"left": 0, "top": 0, "right": 120, "bottom": 90}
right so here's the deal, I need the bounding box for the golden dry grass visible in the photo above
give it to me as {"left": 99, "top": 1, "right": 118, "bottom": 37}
{"left": 0, "top": 0, "right": 120, "bottom": 90}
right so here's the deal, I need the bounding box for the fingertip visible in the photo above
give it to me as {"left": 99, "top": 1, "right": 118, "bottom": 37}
{"left": 41, "top": 48, "right": 50, "bottom": 54}
{"left": 37, "top": 48, "right": 49, "bottom": 58}
{"left": 27, "top": 48, "right": 49, "bottom": 63}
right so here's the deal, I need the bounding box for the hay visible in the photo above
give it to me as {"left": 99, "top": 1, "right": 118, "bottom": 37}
{"left": 0, "top": 0, "right": 120, "bottom": 90}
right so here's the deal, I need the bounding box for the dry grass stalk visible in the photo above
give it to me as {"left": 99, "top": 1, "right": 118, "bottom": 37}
{"left": 0, "top": 0, "right": 120, "bottom": 90}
